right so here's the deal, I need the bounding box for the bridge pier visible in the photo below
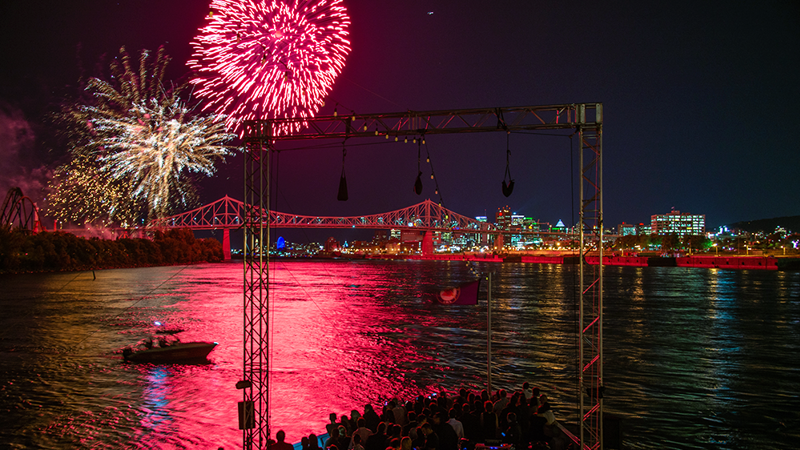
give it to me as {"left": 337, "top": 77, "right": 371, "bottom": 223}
{"left": 422, "top": 231, "right": 434, "bottom": 257}
{"left": 223, "top": 228, "right": 231, "bottom": 261}
{"left": 494, "top": 233, "right": 504, "bottom": 252}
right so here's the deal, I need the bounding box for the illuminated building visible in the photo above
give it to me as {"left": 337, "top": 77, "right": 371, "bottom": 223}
{"left": 495, "top": 207, "right": 533, "bottom": 247}
{"left": 618, "top": 223, "right": 637, "bottom": 236}
{"left": 651, "top": 209, "right": 705, "bottom": 236}
{"left": 475, "top": 216, "right": 490, "bottom": 246}
{"left": 495, "top": 206, "right": 513, "bottom": 230}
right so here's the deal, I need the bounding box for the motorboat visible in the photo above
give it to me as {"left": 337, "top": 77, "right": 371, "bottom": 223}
{"left": 122, "top": 336, "right": 217, "bottom": 363}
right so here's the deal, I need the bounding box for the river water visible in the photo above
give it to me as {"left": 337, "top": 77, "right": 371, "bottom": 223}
{"left": 1, "top": 261, "right": 798, "bottom": 449}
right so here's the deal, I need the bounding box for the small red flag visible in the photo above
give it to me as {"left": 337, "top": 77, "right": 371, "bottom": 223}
{"left": 436, "top": 280, "right": 479, "bottom": 305}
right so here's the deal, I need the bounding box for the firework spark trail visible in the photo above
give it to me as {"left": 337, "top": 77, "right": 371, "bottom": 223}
{"left": 47, "top": 47, "right": 235, "bottom": 226}
{"left": 188, "top": 0, "right": 351, "bottom": 136}
{"left": 48, "top": 154, "right": 138, "bottom": 225}
{"left": 92, "top": 99, "right": 232, "bottom": 217}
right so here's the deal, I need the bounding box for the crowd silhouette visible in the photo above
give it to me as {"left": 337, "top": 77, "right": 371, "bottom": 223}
{"left": 269, "top": 384, "right": 572, "bottom": 450}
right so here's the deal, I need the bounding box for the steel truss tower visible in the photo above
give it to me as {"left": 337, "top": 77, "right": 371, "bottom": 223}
{"left": 241, "top": 132, "right": 273, "bottom": 449}
{"left": 242, "top": 104, "right": 603, "bottom": 449}
{"left": 578, "top": 105, "right": 603, "bottom": 449}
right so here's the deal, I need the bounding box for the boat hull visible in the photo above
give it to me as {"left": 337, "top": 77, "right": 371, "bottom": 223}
{"left": 124, "top": 342, "right": 217, "bottom": 363}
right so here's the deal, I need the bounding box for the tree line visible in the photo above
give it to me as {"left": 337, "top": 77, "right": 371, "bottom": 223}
{"left": 0, "top": 227, "right": 223, "bottom": 274}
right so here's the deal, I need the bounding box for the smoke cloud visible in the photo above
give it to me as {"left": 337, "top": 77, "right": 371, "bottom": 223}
{"left": 0, "top": 102, "right": 52, "bottom": 206}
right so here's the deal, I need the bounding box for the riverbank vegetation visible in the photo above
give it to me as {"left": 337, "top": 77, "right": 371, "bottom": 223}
{"left": 0, "top": 228, "right": 222, "bottom": 274}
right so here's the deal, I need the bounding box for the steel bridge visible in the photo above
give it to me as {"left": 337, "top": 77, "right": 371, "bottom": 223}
{"left": 151, "top": 195, "right": 493, "bottom": 231}
{"left": 150, "top": 195, "right": 577, "bottom": 260}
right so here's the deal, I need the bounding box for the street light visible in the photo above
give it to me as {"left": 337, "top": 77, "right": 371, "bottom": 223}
{"left": 713, "top": 243, "right": 718, "bottom": 256}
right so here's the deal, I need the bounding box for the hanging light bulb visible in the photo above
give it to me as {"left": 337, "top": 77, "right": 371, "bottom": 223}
{"left": 395, "top": 136, "right": 398, "bottom": 142}
{"left": 404, "top": 137, "right": 408, "bottom": 143}
{"left": 333, "top": 108, "right": 338, "bottom": 117}
{"left": 426, "top": 157, "right": 430, "bottom": 163}
{"left": 430, "top": 174, "right": 434, "bottom": 179}
{"left": 364, "top": 125, "right": 368, "bottom": 131}
{"left": 422, "top": 139, "right": 426, "bottom": 144}
{"left": 386, "top": 134, "right": 389, "bottom": 139}
{"left": 413, "top": 138, "right": 417, "bottom": 144}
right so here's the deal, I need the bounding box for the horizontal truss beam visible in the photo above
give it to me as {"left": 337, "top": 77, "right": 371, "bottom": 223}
{"left": 244, "top": 104, "right": 602, "bottom": 141}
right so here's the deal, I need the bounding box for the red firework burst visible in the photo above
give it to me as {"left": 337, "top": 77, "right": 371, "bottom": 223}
{"left": 188, "top": 0, "right": 351, "bottom": 136}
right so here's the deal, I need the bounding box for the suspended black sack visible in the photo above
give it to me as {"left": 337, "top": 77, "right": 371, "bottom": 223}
{"left": 502, "top": 178, "right": 515, "bottom": 197}
{"left": 501, "top": 133, "right": 514, "bottom": 197}
{"left": 414, "top": 171, "right": 423, "bottom": 195}
{"left": 337, "top": 166, "right": 348, "bottom": 201}
{"left": 337, "top": 142, "right": 349, "bottom": 201}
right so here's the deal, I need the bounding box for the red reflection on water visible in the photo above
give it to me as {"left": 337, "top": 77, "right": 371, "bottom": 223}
{"left": 130, "top": 261, "right": 438, "bottom": 447}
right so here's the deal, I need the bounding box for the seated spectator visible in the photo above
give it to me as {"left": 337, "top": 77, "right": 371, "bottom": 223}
{"left": 446, "top": 408, "right": 464, "bottom": 441}
{"left": 351, "top": 418, "right": 374, "bottom": 450}
{"left": 353, "top": 434, "right": 365, "bottom": 450}
{"left": 269, "top": 430, "right": 294, "bottom": 450}
{"left": 364, "top": 423, "right": 388, "bottom": 450}
{"left": 522, "top": 382, "right": 533, "bottom": 402}
{"left": 421, "top": 423, "right": 439, "bottom": 450}
{"left": 309, "top": 434, "right": 322, "bottom": 450}
{"left": 480, "top": 401, "right": 499, "bottom": 442}
{"left": 364, "top": 404, "right": 381, "bottom": 432}
{"left": 502, "top": 412, "right": 521, "bottom": 448}
{"left": 431, "top": 411, "right": 458, "bottom": 450}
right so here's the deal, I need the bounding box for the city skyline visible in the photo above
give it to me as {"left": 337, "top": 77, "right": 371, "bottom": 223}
{"left": 1, "top": 1, "right": 799, "bottom": 232}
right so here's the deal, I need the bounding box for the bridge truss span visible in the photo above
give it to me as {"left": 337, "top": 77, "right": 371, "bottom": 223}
{"left": 152, "top": 197, "right": 494, "bottom": 234}
{"left": 270, "top": 199, "right": 492, "bottom": 232}
{"left": 151, "top": 195, "right": 245, "bottom": 229}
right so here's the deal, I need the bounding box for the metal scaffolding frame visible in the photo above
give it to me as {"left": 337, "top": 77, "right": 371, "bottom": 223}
{"left": 578, "top": 105, "right": 604, "bottom": 449}
{"left": 241, "top": 103, "right": 603, "bottom": 449}
{"left": 241, "top": 137, "right": 271, "bottom": 449}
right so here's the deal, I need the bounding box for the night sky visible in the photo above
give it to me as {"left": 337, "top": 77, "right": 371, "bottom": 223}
{"left": 2, "top": 1, "right": 799, "bottom": 241}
